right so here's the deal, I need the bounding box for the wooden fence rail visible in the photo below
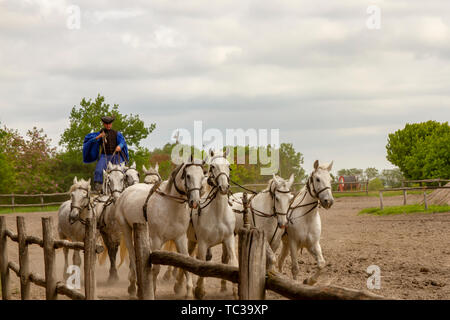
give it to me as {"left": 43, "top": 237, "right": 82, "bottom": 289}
{"left": 132, "top": 223, "right": 386, "bottom": 301}
{"left": 378, "top": 186, "right": 450, "bottom": 209}
{"left": 0, "top": 215, "right": 103, "bottom": 300}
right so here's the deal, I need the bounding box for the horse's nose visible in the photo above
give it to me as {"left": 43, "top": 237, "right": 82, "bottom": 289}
{"left": 189, "top": 199, "right": 198, "bottom": 209}
{"left": 219, "top": 185, "right": 229, "bottom": 194}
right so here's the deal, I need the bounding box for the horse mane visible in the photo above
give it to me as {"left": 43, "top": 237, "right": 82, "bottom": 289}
{"left": 263, "top": 176, "right": 289, "bottom": 193}
{"left": 167, "top": 163, "right": 184, "bottom": 190}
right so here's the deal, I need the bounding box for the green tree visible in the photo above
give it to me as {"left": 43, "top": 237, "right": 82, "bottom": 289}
{"left": 386, "top": 121, "right": 450, "bottom": 179}
{"left": 364, "top": 167, "right": 379, "bottom": 180}
{"left": 278, "top": 143, "right": 306, "bottom": 182}
{"left": 368, "top": 177, "right": 384, "bottom": 191}
{"left": 59, "top": 94, "right": 156, "bottom": 154}
{"left": 380, "top": 168, "right": 404, "bottom": 188}
{"left": 337, "top": 168, "right": 364, "bottom": 180}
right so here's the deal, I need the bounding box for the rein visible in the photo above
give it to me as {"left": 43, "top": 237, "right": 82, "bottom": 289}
{"left": 287, "top": 173, "right": 331, "bottom": 224}
{"left": 69, "top": 186, "right": 94, "bottom": 226}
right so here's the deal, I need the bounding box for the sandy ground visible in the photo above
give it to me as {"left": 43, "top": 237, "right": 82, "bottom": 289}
{"left": 1, "top": 194, "right": 449, "bottom": 300}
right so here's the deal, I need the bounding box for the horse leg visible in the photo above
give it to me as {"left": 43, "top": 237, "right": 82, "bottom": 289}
{"left": 278, "top": 235, "right": 289, "bottom": 272}
{"left": 289, "top": 239, "right": 300, "bottom": 280}
{"left": 163, "top": 241, "right": 175, "bottom": 281}
{"left": 107, "top": 238, "right": 120, "bottom": 285}
{"left": 73, "top": 249, "right": 82, "bottom": 268}
{"left": 266, "top": 245, "right": 276, "bottom": 273}
{"left": 150, "top": 237, "right": 162, "bottom": 297}
{"left": 174, "top": 236, "right": 194, "bottom": 299}
{"left": 194, "top": 241, "right": 208, "bottom": 300}
{"left": 304, "top": 242, "right": 325, "bottom": 286}
{"left": 223, "top": 236, "right": 238, "bottom": 299}
{"left": 122, "top": 224, "right": 137, "bottom": 297}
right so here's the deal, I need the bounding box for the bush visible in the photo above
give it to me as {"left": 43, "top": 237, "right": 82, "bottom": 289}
{"left": 368, "top": 178, "right": 384, "bottom": 191}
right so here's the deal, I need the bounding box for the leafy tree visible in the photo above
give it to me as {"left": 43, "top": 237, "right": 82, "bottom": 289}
{"left": 386, "top": 121, "right": 450, "bottom": 179}
{"left": 337, "top": 168, "right": 364, "bottom": 180}
{"left": 365, "top": 167, "right": 379, "bottom": 180}
{"left": 59, "top": 94, "right": 156, "bottom": 155}
{"left": 368, "top": 177, "right": 384, "bottom": 191}
{"left": 0, "top": 126, "right": 62, "bottom": 193}
{"left": 380, "top": 168, "right": 404, "bottom": 188}
{"left": 278, "top": 143, "right": 306, "bottom": 182}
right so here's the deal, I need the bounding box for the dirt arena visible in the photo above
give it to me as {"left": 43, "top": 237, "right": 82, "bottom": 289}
{"left": 2, "top": 194, "right": 449, "bottom": 300}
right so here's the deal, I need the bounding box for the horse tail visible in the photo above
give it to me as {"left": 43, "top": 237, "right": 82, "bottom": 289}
{"left": 118, "top": 233, "right": 128, "bottom": 268}
{"left": 98, "top": 237, "right": 108, "bottom": 266}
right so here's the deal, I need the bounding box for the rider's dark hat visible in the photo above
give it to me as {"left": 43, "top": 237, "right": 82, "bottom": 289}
{"left": 101, "top": 116, "right": 115, "bottom": 124}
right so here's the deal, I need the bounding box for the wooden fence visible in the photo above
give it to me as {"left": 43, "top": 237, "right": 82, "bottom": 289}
{"left": 133, "top": 193, "right": 386, "bottom": 300}
{"left": 0, "top": 192, "right": 70, "bottom": 211}
{"left": 378, "top": 179, "right": 450, "bottom": 210}
{"left": 0, "top": 215, "right": 103, "bottom": 300}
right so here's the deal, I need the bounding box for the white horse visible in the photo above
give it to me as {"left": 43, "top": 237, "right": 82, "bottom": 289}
{"left": 94, "top": 162, "right": 127, "bottom": 284}
{"left": 58, "top": 177, "right": 97, "bottom": 279}
{"left": 124, "top": 162, "right": 140, "bottom": 187}
{"left": 186, "top": 149, "right": 238, "bottom": 299}
{"left": 230, "top": 173, "right": 294, "bottom": 271}
{"left": 278, "top": 160, "right": 334, "bottom": 285}
{"left": 142, "top": 163, "right": 161, "bottom": 184}
{"left": 115, "top": 156, "right": 207, "bottom": 298}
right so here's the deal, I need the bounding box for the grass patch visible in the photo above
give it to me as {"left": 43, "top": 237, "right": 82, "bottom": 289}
{"left": 334, "top": 190, "right": 433, "bottom": 198}
{"left": 359, "top": 204, "right": 450, "bottom": 216}
{"left": 0, "top": 205, "right": 60, "bottom": 214}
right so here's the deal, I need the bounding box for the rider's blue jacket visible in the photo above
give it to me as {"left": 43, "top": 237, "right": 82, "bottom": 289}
{"left": 82, "top": 131, "right": 129, "bottom": 164}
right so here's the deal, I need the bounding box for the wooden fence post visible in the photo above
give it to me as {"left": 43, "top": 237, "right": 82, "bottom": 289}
{"left": 403, "top": 189, "right": 407, "bottom": 206}
{"left": 40, "top": 194, "right": 44, "bottom": 211}
{"left": 379, "top": 191, "right": 384, "bottom": 210}
{"left": 366, "top": 181, "right": 369, "bottom": 196}
{"left": 0, "top": 216, "right": 11, "bottom": 300}
{"left": 238, "top": 227, "right": 266, "bottom": 300}
{"left": 84, "top": 217, "right": 96, "bottom": 300}
{"left": 17, "top": 216, "right": 30, "bottom": 300}
{"left": 242, "top": 192, "right": 250, "bottom": 229}
{"left": 133, "top": 223, "right": 154, "bottom": 300}
{"left": 423, "top": 192, "right": 428, "bottom": 210}
{"left": 42, "top": 217, "right": 57, "bottom": 300}
{"left": 11, "top": 194, "right": 15, "bottom": 212}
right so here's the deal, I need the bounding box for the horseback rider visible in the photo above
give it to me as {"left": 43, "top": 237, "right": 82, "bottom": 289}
{"left": 82, "top": 115, "right": 129, "bottom": 192}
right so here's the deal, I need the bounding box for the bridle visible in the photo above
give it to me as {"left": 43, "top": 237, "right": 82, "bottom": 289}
{"left": 144, "top": 171, "right": 162, "bottom": 184}
{"left": 172, "top": 162, "right": 206, "bottom": 199}
{"left": 104, "top": 167, "right": 126, "bottom": 195}
{"left": 287, "top": 171, "right": 331, "bottom": 224}
{"left": 70, "top": 186, "right": 93, "bottom": 225}
{"left": 124, "top": 167, "right": 140, "bottom": 187}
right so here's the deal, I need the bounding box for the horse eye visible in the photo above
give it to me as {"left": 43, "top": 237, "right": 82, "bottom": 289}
{"left": 186, "top": 174, "right": 191, "bottom": 180}
{"left": 316, "top": 178, "right": 320, "bottom": 182}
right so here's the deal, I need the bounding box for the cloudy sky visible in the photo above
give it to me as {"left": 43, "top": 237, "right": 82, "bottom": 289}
{"left": 1, "top": 0, "right": 449, "bottom": 174}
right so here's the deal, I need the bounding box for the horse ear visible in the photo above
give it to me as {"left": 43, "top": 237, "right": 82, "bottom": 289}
{"left": 107, "top": 162, "right": 113, "bottom": 170}
{"left": 313, "top": 160, "right": 319, "bottom": 171}
{"left": 272, "top": 173, "right": 280, "bottom": 184}
{"left": 155, "top": 162, "right": 159, "bottom": 171}
{"left": 203, "top": 156, "right": 209, "bottom": 166}
{"left": 131, "top": 162, "right": 136, "bottom": 169}
{"left": 87, "top": 178, "right": 91, "bottom": 185}
{"left": 209, "top": 149, "right": 215, "bottom": 157}
{"left": 103, "top": 169, "right": 107, "bottom": 177}
{"left": 142, "top": 165, "right": 148, "bottom": 173}
{"left": 189, "top": 153, "right": 194, "bottom": 163}
{"left": 327, "top": 161, "right": 334, "bottom": 172}
{"left": 288, "top": 173, "right": 295, "bottom": 187}
{"left": 73, "top": 176, "right": 78, "bottom": 184}
{"left": 224, "top": 147, "right": 230, "bottom": 157}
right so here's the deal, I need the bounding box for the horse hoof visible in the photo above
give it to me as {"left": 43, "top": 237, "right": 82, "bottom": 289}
{"left": 194, "top": 286, "right": 206, "bottom": 300}
{"left": 128, "top": 284, "right": 137, "bottom": 296}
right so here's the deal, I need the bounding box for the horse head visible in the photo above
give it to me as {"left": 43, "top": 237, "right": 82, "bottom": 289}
{"left": 103, "top": 162, "right": 126, "bottom": 201}
{"left": 310, "top": 160, "right": 334, "bottom": 209}
{"left": 178, "top": 154, "right": 207, "bottom": 209}
{"left": 69, "top": 176, "right": 91, "bottom": 224}
{"left": 143, "top": 162, "right": 162, "bottom": 184}
{"left": 270, "top": 173, "right": 295, "bottom": 229}
{"left": 208, "top": 149, "right": 231, "bottom": 195}
{"left": 124, "top": 162, "right": 140, "bottom": 187}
